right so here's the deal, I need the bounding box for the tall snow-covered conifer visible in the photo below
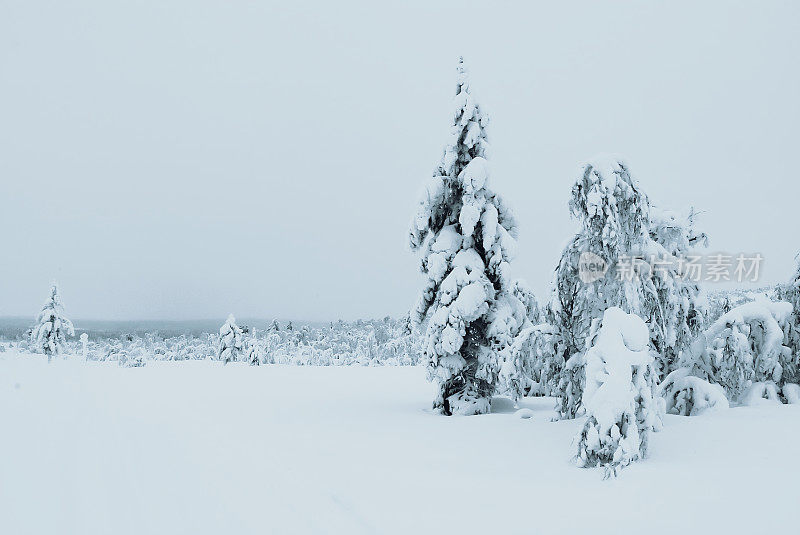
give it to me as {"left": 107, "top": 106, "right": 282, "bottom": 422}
{"left": 409, "top": 58, "right": 523, "bottom": 415}
{"left": 31, "top": 283, "right": 75, "bottom": 357}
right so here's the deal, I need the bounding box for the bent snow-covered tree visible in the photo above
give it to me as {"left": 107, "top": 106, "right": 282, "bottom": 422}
{"left": 218, "top": 314, "right": 244, "bottom": 365}
{"left": 552, "top": 157, "right": 706, "bottom": 418}
{"left": 552, "top": 158, "right": 651, "bottom": 418}
{"left": 31, "top": 283, "right": 75, "bottom": 357}
{"left": 575, "top": 307, "right": 663, "bottom": 476}
{"left": 409, "top": 58, "right": 522, "bottom": 415}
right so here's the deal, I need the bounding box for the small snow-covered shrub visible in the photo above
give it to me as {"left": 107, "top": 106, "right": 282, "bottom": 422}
{"left": 647, "top": 208, "right": 708, "bottom": 375}
{"left": 781, "top": 383, "right": 800, "bottom": 404}
{"left": 575, "top": 308, "right": 663, "bottom": 476}
{"left": 218, "top": 314, "right": 244, "bottom": 365}
{"left": 499, "top": 321, "right": 565, "bottom": 403}
{"left": 118, "top": 350, "right": 145, "bottom": 368}
{"left": 80, "top": 333, "right": 89, "bottom": 360}
{"left": 531, "top": 322, "right": 567, "bottom": 397}
{"left": 557, "top": 352, "right": 586, "bottom": 419}
{"left": 681, "top": 299, "right": 792, "bottom": 400}
{"left": 245, "top": 337, "right": 262, "bottom": 366}
{"left": 659, "top": 368, "right": 729, "bottom": 416}
{"left": 739, "top": 381, "right": 781, "bottom": 406}
{"left": 510, "top": 279, "right": 540, "bottom": 325}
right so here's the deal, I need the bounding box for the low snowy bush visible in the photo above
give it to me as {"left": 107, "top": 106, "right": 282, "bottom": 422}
{"left": 80, "top": 333, "right": 89, "bottom": 360}
{"left": 218, "top": 315, "right": 244, "bottom": 365}
{"left": 118, "top": 350, "right": 146, "bottom": 368}
{"left": 659, "top": 368, "right": 729, "bottom": 416}
{"left": 680, "top": 299, "right": 792, "bottom": 400}
{"left": 781, "top": 383, "right": 800, "bottom": 404}
{"left": 499, "top": 321, "right": 565, "bottom": 403}
{"left": 739, "top": 381, "right": 781, "bottom": 406}
{"left": 557, "top": 352, "right": 586, "bottom": 419}
{"left": 245, "top": 336, "right": 262, "bottom": 366}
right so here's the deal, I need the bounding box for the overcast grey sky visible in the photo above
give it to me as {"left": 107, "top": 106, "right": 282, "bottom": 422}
{"left": 1, "top": 1, "right": 799, "bottom": 321}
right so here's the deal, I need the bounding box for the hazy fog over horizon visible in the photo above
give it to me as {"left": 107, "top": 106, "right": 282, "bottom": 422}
{"left": 2, "top": 1, "right": 799, "bottom": 322}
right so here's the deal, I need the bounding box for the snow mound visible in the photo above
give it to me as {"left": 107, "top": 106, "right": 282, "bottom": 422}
{"left": 514, "top": 408, "right": 534, "bottom": 419}
{"left": 660, "top": 368, "right": 730, "bottom": 416}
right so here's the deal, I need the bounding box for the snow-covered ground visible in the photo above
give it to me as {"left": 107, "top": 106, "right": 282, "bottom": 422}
{"left": 2, "top": 350, "right": 798, "bottom": 535}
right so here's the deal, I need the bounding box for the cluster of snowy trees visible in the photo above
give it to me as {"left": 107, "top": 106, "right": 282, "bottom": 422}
{"left": 18, "top": 294, "right": 421, "bottom": 368}
{"left": 213, "top": 315, "right": 422, "bottom": 367}
{"left": 408, "top": 58, "right": 800, "bottom": 474}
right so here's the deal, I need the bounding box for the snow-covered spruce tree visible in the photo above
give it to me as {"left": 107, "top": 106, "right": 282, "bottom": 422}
{"left": 409, "top": 57, "right": 522, "bottom": 415}
{"left": 551, "top": 157, "right": 705, "bottom": 418}
{"left": 575, "top": 307, "right": 663, "bottom": 476}
{"left": 217, "top": 314, "right": 244, "bottom": 365}
{"left": 31, "top": 283, "right": 75, "bottom": 358}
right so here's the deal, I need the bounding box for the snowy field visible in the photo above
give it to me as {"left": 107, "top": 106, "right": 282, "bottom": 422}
{"left": 2, "top": 350, "right": 799, "bottom": 535}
